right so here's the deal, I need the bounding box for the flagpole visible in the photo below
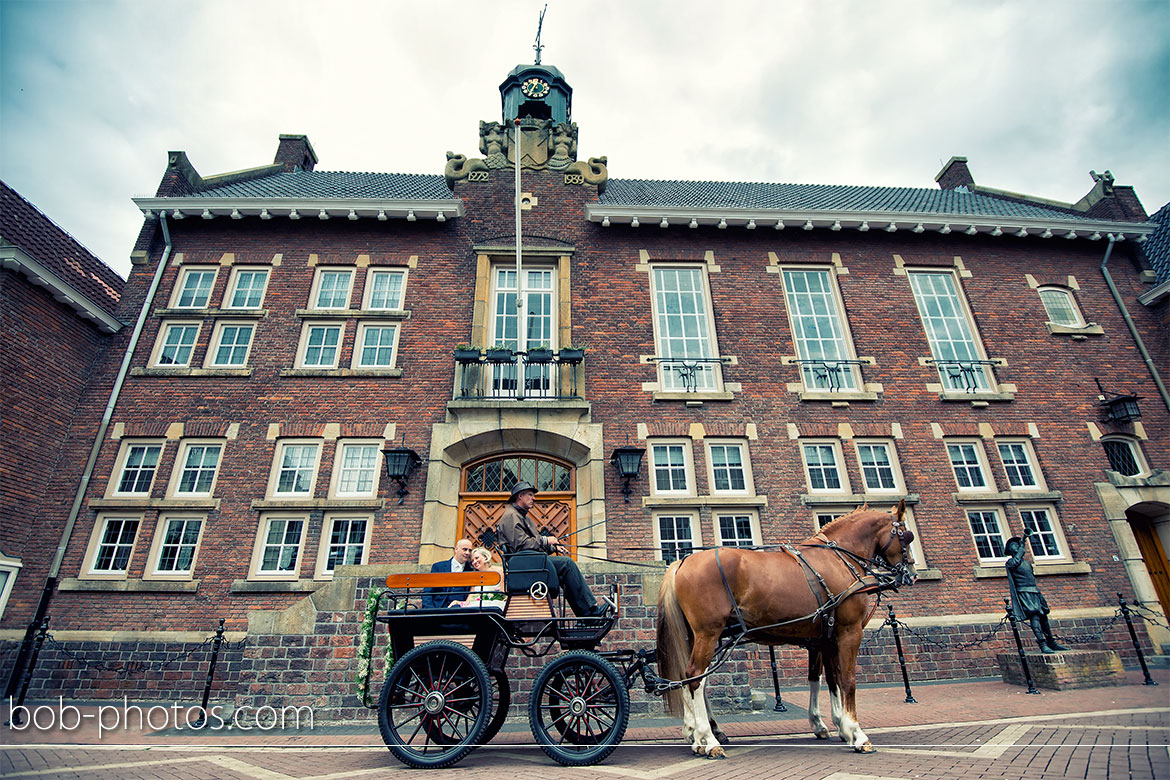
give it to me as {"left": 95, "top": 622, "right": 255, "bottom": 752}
{"left": 513, "top": 117, "right": 524, "bottom": 399}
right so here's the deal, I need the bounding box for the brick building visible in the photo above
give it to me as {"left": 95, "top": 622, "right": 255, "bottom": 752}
{"left": 3, "top": 61, "right": 1167, "bottom": 712}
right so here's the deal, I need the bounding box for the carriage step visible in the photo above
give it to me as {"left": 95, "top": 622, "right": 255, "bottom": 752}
{"left": 414, "top": 634, "right": 477, "bottom": 649}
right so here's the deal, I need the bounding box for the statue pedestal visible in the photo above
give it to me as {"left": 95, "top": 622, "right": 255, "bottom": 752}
{"left": 996, "top": 649, "right": 1125, "bottom": 690}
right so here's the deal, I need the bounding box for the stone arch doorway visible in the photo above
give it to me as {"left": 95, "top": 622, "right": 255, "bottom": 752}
{"left": 458, "top": 453, "right": 578, "bottom": 559}
{"left": 1127, "top": 501, "right": 1170, "bottom": 620}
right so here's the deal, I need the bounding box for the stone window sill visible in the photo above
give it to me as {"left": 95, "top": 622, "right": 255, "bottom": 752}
{"left": 295, "top": 308, "right": 411, "bottom": 320}
{"left": 88, "top": 497, "right": 220, "bottom": 510}
{"left": 231, "top": 579, "right": 322, "bottom": 593}
{"left": 912, "top": 568, "right": 943, "bottom": 581}
{"left": 973, "top": 561, "right": 1091, "bottom": 578}
{"left": 951, "top": 490, "right": 1062, "bottom": 504}
{"left": 643, "top": 495, "right": 769, "bottom": 508}
{"left": 250, "top": 498, "right": 384, "bottom": 510}
{"left": 938, "top": 390, "right": 1015, "bottom": 404}
{"left": 153, "top": 307, "right": 268, "bottom": 318}
{"left": 800, "top": 493, "right": 920, "bottom": 506}
{"left": 796, "top": 390, "right": 880, "bottom": 404}
{"left": 133, "top": 367, "right": 252, "bottom": 378}
{"left": 59, "top": 578, "right": 200, "bottom": 592}
{"left": 652, "top": 391, "right": 735, "bottom": 403}
{"left": 280, "top": 368, "right": 403, "bottom": 378}
{"left": 1047, "top": 322, "right": 1103, "bottom": 336}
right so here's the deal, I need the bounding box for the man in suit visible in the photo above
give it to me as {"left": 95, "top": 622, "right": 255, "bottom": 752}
{"left": 496, "top": 481, "right": 612, "bottom": 618}
{"left": 422, "top": 538, "right": 473, "bottom": 609}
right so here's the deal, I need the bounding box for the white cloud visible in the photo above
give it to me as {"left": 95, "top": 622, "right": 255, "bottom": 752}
{"left": 1, "top": 0, "right": 1166, "bottom": 279}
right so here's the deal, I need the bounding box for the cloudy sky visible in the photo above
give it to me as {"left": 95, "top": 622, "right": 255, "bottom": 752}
{"left": 2, "top": 0, "right": 1167, "bottom": 279}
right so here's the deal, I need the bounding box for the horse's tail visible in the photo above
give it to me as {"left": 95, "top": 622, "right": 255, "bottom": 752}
{"left": 656, "top": 559, "right": 691, "bottom": 717}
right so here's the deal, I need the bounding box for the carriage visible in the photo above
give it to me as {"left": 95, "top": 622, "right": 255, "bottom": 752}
{"left": 358, "top": 504, "right": 917, "bottom": 768}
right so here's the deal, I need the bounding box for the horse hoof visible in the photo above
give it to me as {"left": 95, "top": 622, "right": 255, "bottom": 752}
{"left": 706, "top": 746, "right": 726, "bottom": 759}
{"left": 854, "top": 742, "right": 876, "bottom": 754}
{"left": 813, "top": 729, "right": 829, "bottom": 740}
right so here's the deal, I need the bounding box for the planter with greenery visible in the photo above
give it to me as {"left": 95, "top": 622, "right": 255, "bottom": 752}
{"left": 453, "top": 344, "right": 481, "bottom": 363}
{"left": 485, "top": 345, "right": 515, "bottom": 363}
{"left": 526, "top": 343, "right": 554, "bottom": 363}
{"left": 557, "top": 345, "right": 586, "bottom": 364}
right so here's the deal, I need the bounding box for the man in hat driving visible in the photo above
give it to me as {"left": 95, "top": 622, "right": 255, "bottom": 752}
{"left": 496, "top": 481, "right": 612, "bottom": 618}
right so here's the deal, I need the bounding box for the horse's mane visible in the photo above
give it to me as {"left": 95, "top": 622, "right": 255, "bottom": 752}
{"left": 815, "top": 504, "right": 882, "bottom": 538}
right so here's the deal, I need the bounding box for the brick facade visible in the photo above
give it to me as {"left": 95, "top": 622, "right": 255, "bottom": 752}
{"left": 3, "top": 64, "right": 1167, "bottom": 716}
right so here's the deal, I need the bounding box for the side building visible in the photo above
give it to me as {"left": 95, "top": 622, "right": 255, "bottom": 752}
{"left": 2, "top": 62, "right": 1166, "bottom": 713}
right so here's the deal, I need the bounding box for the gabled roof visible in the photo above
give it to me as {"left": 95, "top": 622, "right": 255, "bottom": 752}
{"left": 191, "top": 170, "right": 453, "bottom": 200}
{"left": 1141, "top": 202, "right": 1169, "bottom": 285}
{"left": 0, "top": 180, "right": 124, "bottom": 331}
{"left": 599, "top": 179, "right": 1093, "bottom": 221}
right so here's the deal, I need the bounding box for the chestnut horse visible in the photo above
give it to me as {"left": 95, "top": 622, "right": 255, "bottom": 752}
{"left": 656, "top": 504, "right": 916, "bottom": 757}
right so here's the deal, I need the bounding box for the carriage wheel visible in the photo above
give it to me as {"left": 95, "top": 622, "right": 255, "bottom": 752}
{"left": 377, "top": 640, "right": 490, "bottom": 769}
{"left": 528, "top": 650, "right": 630, "bottom": 766}
{"left": 480, "top": 669, "right": 511, "bottom": 744}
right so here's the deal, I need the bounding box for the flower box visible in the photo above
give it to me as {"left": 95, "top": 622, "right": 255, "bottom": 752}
{"left": 558, "top": 347, "right": 585, "bottom": 364}
{"left": 453, "top": 347, "right": 481, "bottom": 363}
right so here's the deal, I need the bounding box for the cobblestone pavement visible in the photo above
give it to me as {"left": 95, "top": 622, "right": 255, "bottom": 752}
{"left": 4, "top": 670, "right": 1167, "bottom": 780}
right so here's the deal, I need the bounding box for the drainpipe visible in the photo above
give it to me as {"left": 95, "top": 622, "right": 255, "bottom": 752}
{"left": 2, "top": 214, "right": 174, "bottom": 699}
{"left": 1099, "top": 235, "right": 1170, "bottom": 413}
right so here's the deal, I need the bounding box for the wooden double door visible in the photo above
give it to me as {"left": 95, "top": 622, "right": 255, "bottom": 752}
{"left": 457, "top": 453, "right": 577, "bottom": 560}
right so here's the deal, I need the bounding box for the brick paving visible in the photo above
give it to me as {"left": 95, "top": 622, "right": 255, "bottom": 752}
{"left": 2, "top": 669, "right": 1166, "bottom": 779}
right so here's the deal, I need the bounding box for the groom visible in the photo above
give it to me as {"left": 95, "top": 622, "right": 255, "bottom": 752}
{"left": 422, "top": 538, "right": 473, "bottom": 609}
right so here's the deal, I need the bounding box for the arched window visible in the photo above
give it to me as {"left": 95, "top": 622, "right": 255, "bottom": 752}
{"left": 463, "top": 454, "right": 572, "bottom": 494}
{"left": 1102, "top": 437, "right": 1148, "bottom": 477}
{"left": 1037, "top": 287, "right": 1085, "bottom": 327}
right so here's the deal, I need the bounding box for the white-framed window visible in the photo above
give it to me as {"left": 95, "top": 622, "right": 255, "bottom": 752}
{"left": 781, "top": 267, "right": 859, "bottom": 391}
{"left": 269, "top": 440, "right": 322, "bottom": 498}
{"left": 650, "top": 440, "right": 694, "bottom": 495}
{"left": 151, "top": 321, "right": 201, "bottom": 367}
{"left": 801, "top": 441, "right": 849, "bottom": 493}
{"left": 146, "top": 515, "right": 204, "bottom": 578}
{"left": 946, "top": 440, "right": 990, "bottom": 491}
{"left": 310, "top": 268, "right": 354, "bottom": 310}
{"left": 967, "top": 508, "right": 1009, "bottom": 561}
{"left": 0, "top": 553, "right": 22, "bottom": 619}
{"left": 83, "top": 514, "right": 141, "bottom": 576}
{"left": 814, "top": 511, "right": 843, "bottom": 529}
{"left": 996, "top": 439, "right": 1044, "bottom": 490}
{"left": 908, "top": 270, "right": 994, "bottom": 392}
{"left": 316, "top": 513, "right": 372, "bottom": 578}
{"left": 1019, "top": 507, "right": 1067, "bottom": 560}
{"left": 353, "top": 323, "right": 399, "bottom": 369}
{"left": 705, "top": 440, "right": 752, "bottom": 495}
{"left": 110, "top": 440, "right": 165, "bottom": 496}
{"left": 655, "top": 513, "right": 699, "bottom": 562}
{"left": 854, "top": 440, "right": 903, "bottom": 493}
{"left": 715, "top": 511, "right": 760, "bottom": 547}
{"left": 1037, "top": 287, "right": 1085, "bottom": 327}
{"left": 206, "top": 322, "right": 255, "bottom": 368}
{"left": 250, "top": 513, "right": 308, "bottom": 579}
{"left": 225, "top": 267, "right": 269, "bottom": 309}
{"left": 330, "top": 441, "right": 381, "bottom": 498}
{"left": 651, "top": 265, "right": 722, "bottom": 392}
{"left": 169, "top": 266, "right": 218, "bottom": 309}
{"left": 169, "top": 441, "right": 223, "bottom": 498}
{"left": 363, "top": 269, "right": 407, "bottom": 310}
{"left": 296, "top": 322, "right": 344, "bottom": 368}
{"left": 1102, "top": 437, "right": 1149, "bottom": 477}
{"left": 487, "top": 265, "right": 557, "bottom": 398}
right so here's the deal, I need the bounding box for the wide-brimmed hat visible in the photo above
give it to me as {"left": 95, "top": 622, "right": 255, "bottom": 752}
{"left": 509, "top": 481, "right": 538, "bottom": 500}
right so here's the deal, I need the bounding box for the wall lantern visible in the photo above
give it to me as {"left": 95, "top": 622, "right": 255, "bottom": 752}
{"left": 610, "top": 445, "right": 645, "bottom": 503}
{"left": 1095, "top": 379, "right": 1143, "bottom": 423}
{"left": 382, "top": 443, "right": 422, "bottom": 504}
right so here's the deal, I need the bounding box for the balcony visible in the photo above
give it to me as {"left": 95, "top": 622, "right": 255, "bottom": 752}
{"left": 454, "top": 351, "right": 584, "bottom": 401}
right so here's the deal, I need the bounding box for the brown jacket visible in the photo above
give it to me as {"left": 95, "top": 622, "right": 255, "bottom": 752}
{"left": 497, "top": 503, "right": 550, "bottom": 554}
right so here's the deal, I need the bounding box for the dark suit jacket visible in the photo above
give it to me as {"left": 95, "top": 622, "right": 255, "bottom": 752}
{"left": 421, "top": 558, "right": 471, "bottom": 609}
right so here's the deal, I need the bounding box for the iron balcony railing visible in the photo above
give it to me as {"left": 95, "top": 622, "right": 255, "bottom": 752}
{"left": 792, "top": 359, "right": 867, "bottom": 393}
{"left": 926, "top": 359, "right": 998, "bottom": 393}
{"left": 648, "top": 356, "right": 732, "bottom": 393}
{"left": 455, "top": 353, "right": 583, "bottom": 401}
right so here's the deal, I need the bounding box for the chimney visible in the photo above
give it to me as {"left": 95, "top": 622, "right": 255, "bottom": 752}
{"left": 274, "top": 134, "right": 318, "bottom": 172}
{"left": 935, "top": 156, "right": 974, "bottom": 190}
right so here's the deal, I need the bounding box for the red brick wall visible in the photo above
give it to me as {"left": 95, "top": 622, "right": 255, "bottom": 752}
{"left": 30, "top": 169, "right": 1168, "bottom": 637}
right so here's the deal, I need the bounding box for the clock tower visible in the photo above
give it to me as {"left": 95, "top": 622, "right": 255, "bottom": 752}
{"left": 499, "top": 64, "right": 572, "bottom": 124}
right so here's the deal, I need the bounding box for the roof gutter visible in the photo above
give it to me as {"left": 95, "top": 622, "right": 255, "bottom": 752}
{"left": 3, "top": 214, "right": 174, "bottom": 700}
{"left": 1099, "top": 235, "right": 1170, "bottom": 413}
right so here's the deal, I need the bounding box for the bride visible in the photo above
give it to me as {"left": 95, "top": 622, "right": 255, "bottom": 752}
{"left": 449, "top": 547, "right": 506, "bottom": 610}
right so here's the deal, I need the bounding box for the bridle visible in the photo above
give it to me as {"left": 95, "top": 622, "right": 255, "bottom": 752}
{"left": 874, "top": 519, "right": 916, "bottom": 589}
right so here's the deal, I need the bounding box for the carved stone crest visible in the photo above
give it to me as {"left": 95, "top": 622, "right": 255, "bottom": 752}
{"left": 444, "top": 116, "right": 607, "bottom": 192}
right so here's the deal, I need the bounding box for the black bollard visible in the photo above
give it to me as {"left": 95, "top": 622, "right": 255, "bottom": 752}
{"left": 1005, "top": 598, "right": 1040, "bottom": 694}
{"left": 192, "top": 618, "right": 228, "bottom": 728}
{"left": 767, "top": 646, "right": 787, "bottom": 712}
{"left": 1118, "top": 594, "right": 1157, "bottom": 686}
{"left": 887, "top": 605, "right": 917, "bottom": 703}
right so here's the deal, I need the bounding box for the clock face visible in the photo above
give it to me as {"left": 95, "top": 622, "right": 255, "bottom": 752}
{"left": 521, "top": 77, "right": 551, "bottom": 99}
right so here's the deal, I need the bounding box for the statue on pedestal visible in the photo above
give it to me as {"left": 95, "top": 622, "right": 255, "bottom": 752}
{"left": 1005, "top": 527, "right": 1070, "bottom": 654}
